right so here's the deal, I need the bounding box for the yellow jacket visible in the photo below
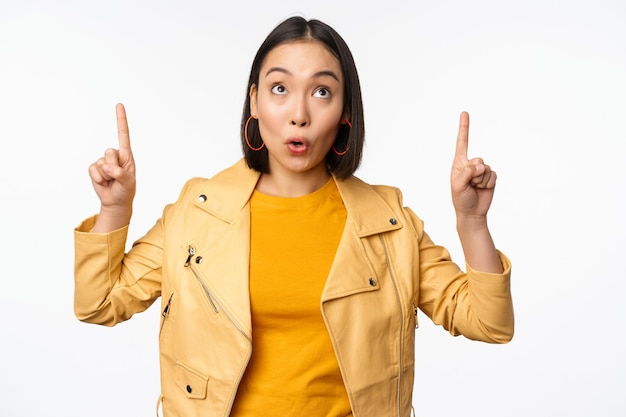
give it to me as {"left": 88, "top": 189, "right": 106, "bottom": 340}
{"left": 74, "top": 159, "right": 514, "bottom": 417}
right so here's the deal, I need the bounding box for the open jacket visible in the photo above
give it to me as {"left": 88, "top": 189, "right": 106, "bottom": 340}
{"left": 74, "top": 159, "right": 514, "bottom": 417}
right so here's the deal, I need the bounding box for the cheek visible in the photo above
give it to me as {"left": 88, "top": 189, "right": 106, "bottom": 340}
{"left": 319, "top": 109, "right": 344, "bottom": 135}
{"left": 324, "top": 98, "right": 345, "bottom": 126}
{"left": 256, "top": 94, "right": 284, "bottom": 129}
{"left": 257, "top": 108, "right": 283, "bottom": 135}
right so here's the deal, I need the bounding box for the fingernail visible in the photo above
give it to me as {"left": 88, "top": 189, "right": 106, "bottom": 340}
{"left": 103, "top": 165, "right": 112, "bottom": 173}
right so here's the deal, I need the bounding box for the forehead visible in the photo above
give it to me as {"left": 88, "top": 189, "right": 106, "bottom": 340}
{"left": 260, "top": 39, "right": 343, "bottom": 80}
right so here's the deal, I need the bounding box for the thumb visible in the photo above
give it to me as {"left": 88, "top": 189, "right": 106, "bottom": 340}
{"left": 103, "top": 161, "right": 136, "bottom": 190}
{"left": 452, "top": 159, "right": 485, "bottom": 189}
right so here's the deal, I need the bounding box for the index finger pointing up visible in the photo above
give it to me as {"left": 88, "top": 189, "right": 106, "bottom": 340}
{"left": 116, "top": 103, "right": 131, "bottom": 150}
{"left": 455, "top": 111, "right": 469, "bottom": 162}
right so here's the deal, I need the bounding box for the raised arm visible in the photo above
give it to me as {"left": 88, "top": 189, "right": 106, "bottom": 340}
{"left": 88, "top": 103, "right": 136, "bottom": 232}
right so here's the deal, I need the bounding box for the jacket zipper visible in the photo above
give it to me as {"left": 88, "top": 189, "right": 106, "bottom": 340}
{"left": 183, "top": 245, "right": 252, "bottom": 415}
{"left": 184, "top": 246, "right": 219, "bottom": 314}
{"left": 184, "top": 246, "right": 195, "bottom": 267}
{"left": 160, "top": 292, "right": 174, "bottom": 336}
{"left": 162, "top": 296, "right": 172, "bottom": 318}
{"left": 379, "top": 234, "right": 403, "bottom": 417}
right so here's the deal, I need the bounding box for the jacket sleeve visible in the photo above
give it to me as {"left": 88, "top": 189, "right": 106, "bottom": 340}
{"left": 405, "top": 207, "right": 514, "bottom": 344}
{"left": 73, "top": 179, "right": 198, "bottom": 326}
{"left": 73, "top": 214, "right": 164, "bottom": 326}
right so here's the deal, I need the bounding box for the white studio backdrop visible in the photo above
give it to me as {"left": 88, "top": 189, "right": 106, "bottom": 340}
{"left": 1, "top": 0, "right": 624, "bottom": 416}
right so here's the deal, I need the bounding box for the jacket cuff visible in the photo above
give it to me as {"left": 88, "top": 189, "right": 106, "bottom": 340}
{"left": 466, "top": 250, "right": 511, "bottom": 284}
{"left": 74, "top": 215, "right": 129, "bottom": 244}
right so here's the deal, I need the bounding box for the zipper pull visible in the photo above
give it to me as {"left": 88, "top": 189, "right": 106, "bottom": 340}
{"left": 184, "top": 246, "right": 195, "bottom": 267}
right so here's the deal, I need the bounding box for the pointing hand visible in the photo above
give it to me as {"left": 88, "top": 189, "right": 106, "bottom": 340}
{"left": 88, "top": 103, "right": 136, "bottom": 213}
{"left": 450, "top": 112, "right": 497, "bottom": 219}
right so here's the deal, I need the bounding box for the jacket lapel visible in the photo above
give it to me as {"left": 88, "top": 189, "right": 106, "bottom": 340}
{"left": 187, "top": 160, "right": 260, "bottom": 338}
{"left": 322, "top": 176, "right": 403, "bottom": 302}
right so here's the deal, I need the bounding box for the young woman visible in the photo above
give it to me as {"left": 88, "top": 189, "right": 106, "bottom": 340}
{"left": 74, "top": 16, "right": 513, "bottom": 417}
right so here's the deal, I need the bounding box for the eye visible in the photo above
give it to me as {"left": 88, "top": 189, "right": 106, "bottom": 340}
{"left": 271, "top": 84, "right": 287, "bottom": 95}
{"left": 313, "top": 87, "right": 331, "bottom": 98}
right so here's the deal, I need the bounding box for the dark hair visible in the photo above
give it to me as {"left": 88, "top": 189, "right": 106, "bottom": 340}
{"left": 240, "top": 16, "right": 364, "bottom": 179}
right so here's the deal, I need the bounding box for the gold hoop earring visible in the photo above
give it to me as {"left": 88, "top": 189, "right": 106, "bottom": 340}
{"left": 245, "top": 116, "right": 265, "bottom": 151}
{"left": 333, "top": 119, "right": 352, "bottom": 156}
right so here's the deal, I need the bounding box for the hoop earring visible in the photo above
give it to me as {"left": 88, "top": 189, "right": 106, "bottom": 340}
{"left": 333, "top": 119, "right": 352, "bottom": 156}
{"left": 245, "top": 116, "right": 265, "bottom": 151}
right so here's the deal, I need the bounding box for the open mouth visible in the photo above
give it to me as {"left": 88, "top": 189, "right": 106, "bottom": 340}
{"left": 287, "top": 138, "right": 308, "bottom": 154}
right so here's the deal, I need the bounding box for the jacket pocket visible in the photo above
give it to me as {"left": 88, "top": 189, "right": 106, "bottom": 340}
{"left": 175, "top": 361, "right": 209, "bottom": 400}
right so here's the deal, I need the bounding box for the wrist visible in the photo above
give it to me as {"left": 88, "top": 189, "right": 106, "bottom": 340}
{"left": 100, "top": 204, "right": 132, "bottom": 218}
{"left": 93, "top": 205, "right": 132, "bottom": 233}
{"left": 456, "top": 213, "right": 489, "bottom": 232}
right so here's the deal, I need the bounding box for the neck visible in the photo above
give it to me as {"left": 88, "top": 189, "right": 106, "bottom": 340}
{"left": 256, "top": 166, "right": 331, "bottom": 197}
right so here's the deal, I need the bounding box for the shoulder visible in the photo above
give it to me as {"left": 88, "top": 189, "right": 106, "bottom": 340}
{"left": 166, "top": 159, "right": 261, "bottom": 221}
{"left": 339, "top": 175, "right": 405, "bottom": 208}
{"left": 179, "top": 177, "right": 208, "bottom": 195}
{"left": 339, "top": 175, "right": 426, "bottom": 236}
{"left": 175, "top": 159, "right": 260, "bottom": 201}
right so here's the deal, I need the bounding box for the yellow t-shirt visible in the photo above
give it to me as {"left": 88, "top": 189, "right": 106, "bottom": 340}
{"left": 230, "top": 178, "right": 352, "bottom": 416}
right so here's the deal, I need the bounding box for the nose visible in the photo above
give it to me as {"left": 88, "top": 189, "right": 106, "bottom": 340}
{"left": 290, "top": 96, "right": 309, "bottom": 127}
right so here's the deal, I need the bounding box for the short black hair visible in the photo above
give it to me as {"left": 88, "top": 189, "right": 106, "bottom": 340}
{"left": 241, "top": 16, "right": 364, "bottom": 179}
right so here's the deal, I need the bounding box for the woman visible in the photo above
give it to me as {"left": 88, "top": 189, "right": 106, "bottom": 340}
{"left": 74, "top": 16, "right": 514, "bottom": 417}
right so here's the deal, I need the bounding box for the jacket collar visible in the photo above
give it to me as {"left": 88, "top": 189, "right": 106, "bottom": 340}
{"left": 192, "top": 158, "right": 402, "bottom": 235}
{"left": 191, "top": 159, "right": 260, "bottom": 223}
{"left": 334, "top": 174, "right": 403, "bottom": 236}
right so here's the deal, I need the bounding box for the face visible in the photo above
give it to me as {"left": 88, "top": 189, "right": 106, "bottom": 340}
{"left": 250, "top": 39, "right": 346, "bottom": 181}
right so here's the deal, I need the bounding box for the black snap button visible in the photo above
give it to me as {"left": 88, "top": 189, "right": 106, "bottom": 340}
{"left": 186, "top": 385, "right": 192, "bottom": 393}
{"left": 389, "top": 218, "right": 397, "bottom": 225}
{"left": 195, "top": 256, "right": 203, "bottom": 264}
{"left": 198, "top": 194, "right": 207, "bottom": 202}
{"left": 368, "top": 277, "right": 376, "bottom": 286}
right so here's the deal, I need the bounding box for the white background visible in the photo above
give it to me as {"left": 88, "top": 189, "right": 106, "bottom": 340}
{"left": 1, "top": 0, "right": 625, "bottom": 416}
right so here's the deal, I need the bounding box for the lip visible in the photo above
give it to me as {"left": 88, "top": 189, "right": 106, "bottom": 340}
{"left": 285, "top": 136, "right": 309, "bottom": 155}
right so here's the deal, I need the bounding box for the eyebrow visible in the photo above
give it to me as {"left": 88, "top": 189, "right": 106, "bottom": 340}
{"left": 264, "top": 66, "right": 340, "bottom": 82}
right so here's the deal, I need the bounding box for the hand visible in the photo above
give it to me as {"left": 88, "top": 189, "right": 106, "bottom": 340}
{"left": 88, "top": 103, "right": 136, "bottom": 213}
{"left": 450, "top": 112, "right": 497, "bottom": 221}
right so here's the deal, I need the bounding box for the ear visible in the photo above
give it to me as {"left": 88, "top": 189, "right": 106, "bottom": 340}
{"left": 249, "top": 84, "right": 258, "bottom": 117}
